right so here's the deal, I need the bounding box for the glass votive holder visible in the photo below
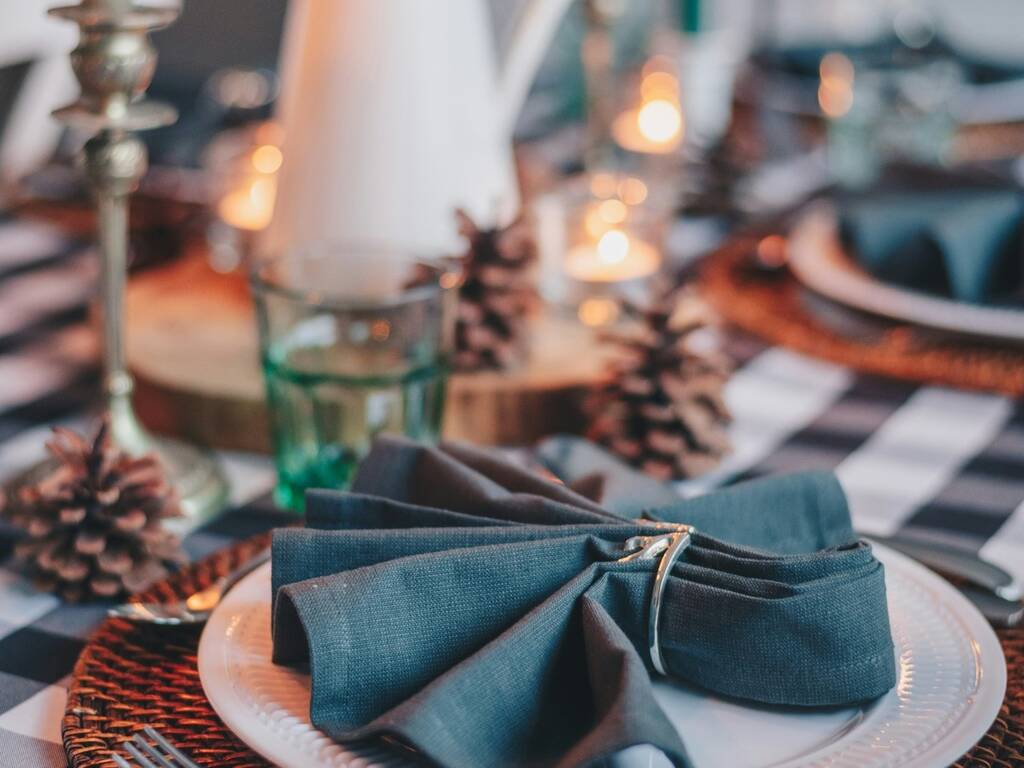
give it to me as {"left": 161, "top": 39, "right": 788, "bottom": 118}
{"left": 611, "top": 55, "right": 686, "bottom": 158}
{"left": 822, "top": 52, "right": 963, "bottom": 187}
{"left": 202, "top": 121, "right": 283, "bottom": 272}
{"left": 533, "top": 172, "right": 669, "bottom": 326}
{"left": 607, "top": 54, "right": 688, "bottom": 198}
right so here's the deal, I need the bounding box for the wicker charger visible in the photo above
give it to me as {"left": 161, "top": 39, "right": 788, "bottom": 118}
{"left": 63, "top": 535, "right": 1023, "bottom": 767}
{"left": 63, "top": 535, "right": 272, "bottom": 768}
{"left": 699, "top": 232, "right": 1024, "bottom": 397}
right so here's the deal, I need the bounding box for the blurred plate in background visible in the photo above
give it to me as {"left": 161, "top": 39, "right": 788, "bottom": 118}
{"left": 789, "top": 202, "right": 1024, "bottom": 343}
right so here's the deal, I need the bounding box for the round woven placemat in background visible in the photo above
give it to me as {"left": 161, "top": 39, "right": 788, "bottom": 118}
{"left": 63, "top": 536, "right": 1023, "bottom": 767}
{"left": 699, "top": 231, "right": 1024, "bottom": 398}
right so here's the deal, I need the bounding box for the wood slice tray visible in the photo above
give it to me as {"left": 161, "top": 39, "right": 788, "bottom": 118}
{"left": 124, "top": 243, "right": 615, "bottom": 451}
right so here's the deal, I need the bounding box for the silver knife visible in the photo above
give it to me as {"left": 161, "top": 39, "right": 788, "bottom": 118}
{"left": 868, "top": 534, "right": 1022, "bottom": 627}
{"left": 956, "top": 585, "right": 1024, "bottom": 628}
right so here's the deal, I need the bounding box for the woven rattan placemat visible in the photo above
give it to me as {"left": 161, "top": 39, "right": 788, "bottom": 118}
{"left": 63, "top": 535, "right": 272, "bottom": 768}
{"left": 63, "top": 535, "right": 1022, "bottom": 767}
{"left": 699, "top": 232, "right": 1024, "bottom": 398}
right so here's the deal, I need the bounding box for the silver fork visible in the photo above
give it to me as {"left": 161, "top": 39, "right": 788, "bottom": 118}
{"left": 108, "top": 549, "right": 271, "bottom": 625}
{"left": 111, "top": 726, "right": 200, "bottom": 768}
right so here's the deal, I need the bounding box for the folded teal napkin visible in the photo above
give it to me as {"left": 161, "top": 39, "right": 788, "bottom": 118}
{"left": 839, "top": 189, "right": 1024, "bottom": 305}
{"left": 271, "top": 436, "right": 895, "bottom": 768}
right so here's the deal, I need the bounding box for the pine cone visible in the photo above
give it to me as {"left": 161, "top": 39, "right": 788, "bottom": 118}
{"left": 454, "top": 209, "right": 536, "bottom": 371}
{"left": 588, "top": 291, "right": 732, "bottom": 481}
{"left": 2, "top": 418, "right": 185, "bottom": 601}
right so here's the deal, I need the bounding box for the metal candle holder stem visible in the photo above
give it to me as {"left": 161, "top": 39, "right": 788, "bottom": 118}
{"left": 50, "top": 0, "right": 228, "bottom": 523}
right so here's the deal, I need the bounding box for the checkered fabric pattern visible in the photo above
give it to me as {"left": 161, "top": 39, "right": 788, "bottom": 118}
{"left": 0, "top": 216, "right": 1021, "bottom": 767}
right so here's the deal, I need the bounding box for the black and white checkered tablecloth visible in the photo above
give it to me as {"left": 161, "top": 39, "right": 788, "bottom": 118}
{"left": 0, "top": 215, "right": 1020, "bottom": 766}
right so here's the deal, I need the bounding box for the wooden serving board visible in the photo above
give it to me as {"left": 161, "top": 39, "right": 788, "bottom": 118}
{"left": 125, "top": 244, "right": 612, "bottom": 452}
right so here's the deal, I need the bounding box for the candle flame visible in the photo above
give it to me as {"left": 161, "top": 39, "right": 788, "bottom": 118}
{"left": 584, "top": 199, "right": 630, "bottom": 239}
{"left": 250, "top": 177, "right": 275, "bottom": 205}
{"left": 252, "top": 144, "right": 283, "bottom": 174}
{"left": 618, "top": 177, "right": 648, "bottom": 205}
{"left": 637, "top": 99, "right": 683, "bottom": 144}
{"left": 642, "top": 55, "right": 676, "bottom": 80}
{"left": 641, "top": 71, "right": 680, "bottom": 102}
{"left": 219, "top": 176, "right": 277, "bottom": 231}
{"left": 598, "top": 198, "right": 627, "bottom": 224}
{"left": 590, "top": 172, "right": 619, "bottom": 199}
{"left": 597, "top": 230, "right": 629, "bottom": 264}
{"left": 818, "top": 52, "right": 855, "bottom": 118}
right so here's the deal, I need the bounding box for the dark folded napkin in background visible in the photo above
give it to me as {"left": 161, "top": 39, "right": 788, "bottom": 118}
{"left": 839, "top": 188, "right": 1024, "bottom": 305}
{"left": 271, "top": 436, "right": 896, "bottom": 768}
{"left": 757, "top": 35, "right": 1024, "bottom": 86}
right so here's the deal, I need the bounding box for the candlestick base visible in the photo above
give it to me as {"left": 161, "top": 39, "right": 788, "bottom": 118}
{"left": 4, "top": 406, "right": 229, "bottom": 534}
{"left": 108, "top": 392, "right": 229, "bottom": 529}
{"left": 147, "top": 435, "right": 230, "bottom": 532}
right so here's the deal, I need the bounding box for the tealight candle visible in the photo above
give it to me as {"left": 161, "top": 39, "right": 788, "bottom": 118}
{"left": 216, "top": 143, "right": 282, "bottom": 232}
{"left": 565, "top": 227, "right": 661, "bottom": 283}
{"left": 612, "top": 66, "right": 685, "bottom": 155}
{"left": 612, "top": 103, "right": 683, "bottom": 154}
{"left": 218, "top": 175, "right": 277, "bottom": 231}
{"left": 533, "top": 172, "right": 666, "bottom": 313}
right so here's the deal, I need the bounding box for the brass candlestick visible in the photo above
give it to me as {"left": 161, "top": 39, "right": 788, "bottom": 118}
{"left": 49, "top": 0, "right": 228, "bottom": 524}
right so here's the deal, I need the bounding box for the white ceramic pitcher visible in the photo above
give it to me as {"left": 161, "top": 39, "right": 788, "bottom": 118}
{"left": 262, "top": 0, "right": 574, "bottom": 258}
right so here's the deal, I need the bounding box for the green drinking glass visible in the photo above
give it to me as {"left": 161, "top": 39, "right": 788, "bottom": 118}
{"left": 251, "top": 247, "right": 459, "bottom": 510}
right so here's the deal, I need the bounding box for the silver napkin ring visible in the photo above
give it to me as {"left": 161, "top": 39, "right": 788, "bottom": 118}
{"left": 619, "top": 525, "right": 694, "bottom": 676}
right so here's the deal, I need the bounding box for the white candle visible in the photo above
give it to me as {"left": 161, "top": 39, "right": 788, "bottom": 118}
{"left": 565, "top": 228, "right": 661, "bottom": 283}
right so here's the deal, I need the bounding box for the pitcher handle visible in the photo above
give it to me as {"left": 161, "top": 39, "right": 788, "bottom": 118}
{"left": 499, "top": 0, "right": 576, "bottom": 136}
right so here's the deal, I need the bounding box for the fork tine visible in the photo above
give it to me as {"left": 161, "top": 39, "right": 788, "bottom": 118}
{"left": 123, "top": 741, "right": 160, "bottom": 768}
{"left": 111, "top": 754, "right": 133, "bottom": 768}
{"left": 132, "top": 732, "right": 177, "bottom": 768}
{"left": 144, "top": 726, "right": 201, "bottom": 768}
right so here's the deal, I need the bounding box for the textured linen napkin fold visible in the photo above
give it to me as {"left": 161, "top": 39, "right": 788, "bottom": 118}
{"left": 838, "top": 188, "right": 1024, "bottom": 305}
{"left": 271, "top": 436, "right": 896, "bottom": 768}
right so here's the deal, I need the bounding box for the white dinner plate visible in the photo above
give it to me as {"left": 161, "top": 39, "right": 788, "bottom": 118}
{"left": 198, "top": 544, "right": 1005, "bottom": 768}
{"left": 788, "top": 203, "right": 1024, "bottom": 344}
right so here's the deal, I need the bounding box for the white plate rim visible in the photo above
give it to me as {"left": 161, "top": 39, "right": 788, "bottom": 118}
{"left": 198, "top": 543, "right": 1006, "bottom": 768}
{"left": 865, "top": 542, "right": 1006, "bottom": 768}
{"left": 788, "top": 202, "right": 1024, "bottom": 343}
